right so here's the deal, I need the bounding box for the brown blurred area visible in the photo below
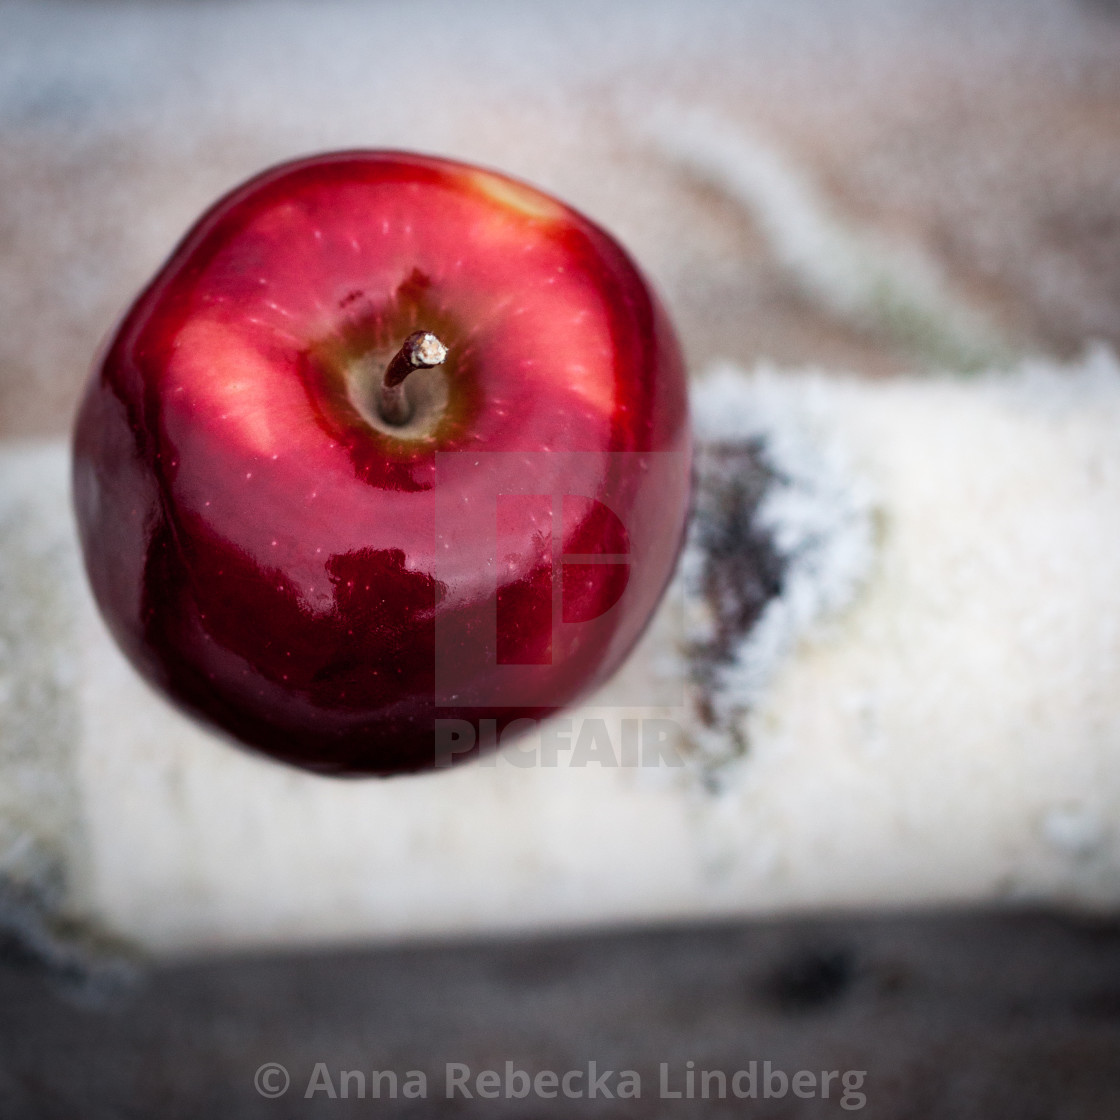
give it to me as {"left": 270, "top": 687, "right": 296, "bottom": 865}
{"left": 3, "top": 910, "right": 1120, "bottom": 1118}
{"left": 2, "top": 0, "right": 1119, "bottom": 438}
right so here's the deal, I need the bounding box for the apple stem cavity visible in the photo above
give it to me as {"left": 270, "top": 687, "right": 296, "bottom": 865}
{"left": 379, "top": 331, "right": 449, "bottom": 426}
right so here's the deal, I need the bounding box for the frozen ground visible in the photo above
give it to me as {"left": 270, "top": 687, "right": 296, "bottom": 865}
{"left": 7, "top": 351, "right": 1120, "bottom": 960}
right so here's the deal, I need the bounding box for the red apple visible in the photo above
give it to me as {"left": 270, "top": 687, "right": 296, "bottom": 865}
{"left": 72, "top": 151, "right": 690, "bottom": 775}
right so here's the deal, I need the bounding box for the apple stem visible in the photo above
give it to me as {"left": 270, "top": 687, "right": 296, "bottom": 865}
{"left": 379, "top": 331, "right": 449, "bottom": 426}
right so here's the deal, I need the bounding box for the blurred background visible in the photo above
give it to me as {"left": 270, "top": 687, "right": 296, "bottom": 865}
{"left": 2, "top": 0, "right": 1120, "bottom": 1115}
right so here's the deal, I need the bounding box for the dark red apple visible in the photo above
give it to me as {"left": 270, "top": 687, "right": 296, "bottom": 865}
{"left": 72, "top": 151, "right": 690, "bottom": 775}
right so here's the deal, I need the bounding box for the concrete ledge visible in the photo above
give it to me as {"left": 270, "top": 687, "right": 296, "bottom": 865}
{"left": 3, "top": 352, "right": 1119, "bottom": 959}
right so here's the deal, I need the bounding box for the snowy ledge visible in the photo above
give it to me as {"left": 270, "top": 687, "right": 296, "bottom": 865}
{"left": 2, "top": 350, "right": 1120, "bottom": 968}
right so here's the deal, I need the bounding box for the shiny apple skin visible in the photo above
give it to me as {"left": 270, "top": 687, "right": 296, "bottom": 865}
{"left": 72, "top": 151, "right": 690, "bottom": 775}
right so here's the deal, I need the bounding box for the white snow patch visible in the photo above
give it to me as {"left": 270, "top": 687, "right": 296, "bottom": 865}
{"left": 680, "top": 363, "right": 878, "bottom": 770}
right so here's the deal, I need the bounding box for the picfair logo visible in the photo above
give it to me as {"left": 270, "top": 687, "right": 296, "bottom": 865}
{"left": 433, "top": 451, "right": 684, "bottom": 708}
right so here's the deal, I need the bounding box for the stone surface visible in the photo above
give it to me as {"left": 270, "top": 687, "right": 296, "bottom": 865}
{"left": 2, "top": 909, "right": 1119, "bottom": 1118}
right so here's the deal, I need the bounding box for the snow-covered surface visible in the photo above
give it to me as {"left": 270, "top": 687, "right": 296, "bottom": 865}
{"left": 5, "top": 350, "right": 1120, "bottom": 956}
{"left": 680, "top": 364, "right": 878, "bottom": 768}
{"left": 3, "top": 0, "right": 1120, "bottom": 959}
